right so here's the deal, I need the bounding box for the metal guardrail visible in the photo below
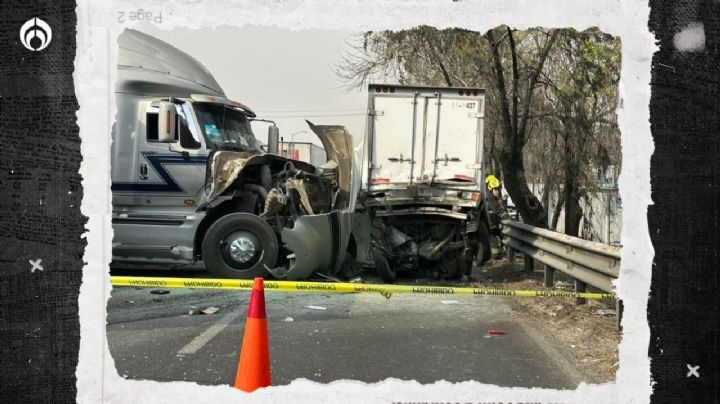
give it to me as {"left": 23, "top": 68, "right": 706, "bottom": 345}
{"left": 501, "top": 220, "right": 622, "bottom": 327}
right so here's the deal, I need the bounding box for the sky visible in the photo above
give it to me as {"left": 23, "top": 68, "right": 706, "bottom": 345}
{"left": 136, "top": 24, "right": 369, "bottom": 146}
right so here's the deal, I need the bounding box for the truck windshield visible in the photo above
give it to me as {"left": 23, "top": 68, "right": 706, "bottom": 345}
{"left": 193, "top": 102, "right": 261, "bottom": 153}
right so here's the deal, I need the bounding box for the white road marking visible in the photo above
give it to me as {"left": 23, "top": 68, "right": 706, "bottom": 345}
{"left": 177, "top": 310, "right": 244, "bottom": 356}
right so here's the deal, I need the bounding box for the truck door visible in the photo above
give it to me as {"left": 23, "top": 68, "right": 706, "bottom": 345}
{"left": 134, "top": 101, "right": 208, "bottom": 207}
{"left": 423, "top": 94, "right": 483, "bottom": 184}
{"left": 369, "top": 92, "right": 422, "bottom": 188}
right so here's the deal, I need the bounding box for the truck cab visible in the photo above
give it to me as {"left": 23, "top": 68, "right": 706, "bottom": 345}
{"left": 111, "top": 30, "right": 356, "bottom": 280}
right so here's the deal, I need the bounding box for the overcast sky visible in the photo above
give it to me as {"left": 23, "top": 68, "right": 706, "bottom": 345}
{"left": 136, "top": 24, "right": 369, "bottom": 146}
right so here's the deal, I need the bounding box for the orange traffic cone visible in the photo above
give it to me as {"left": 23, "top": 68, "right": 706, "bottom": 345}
{"left": 234, "top": 277, "right": 271, "bottom": 392}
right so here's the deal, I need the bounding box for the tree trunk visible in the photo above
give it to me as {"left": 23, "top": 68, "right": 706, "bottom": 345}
{"left": 551, "top": 196, "right": 564, "bottom": 231}
{"left": 563, "top": 179, "right": 583, "bottom": 236}
{"left": 562, "top": 137, "right": 583, "bottom": 236}
{"left": 499, "top": 151, "right": 548, "bottom": 228}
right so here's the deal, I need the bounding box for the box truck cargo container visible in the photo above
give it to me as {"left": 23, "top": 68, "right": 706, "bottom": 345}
{"left": 353, "top": 84, "right": 492, "bottom": 282}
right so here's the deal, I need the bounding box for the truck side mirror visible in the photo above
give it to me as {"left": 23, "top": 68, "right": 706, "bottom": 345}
{"left": 157, "top": 101, "right": 177, "bottom": 143}
{"left": 267, "top": 125, "right": 279, "bottom": 154}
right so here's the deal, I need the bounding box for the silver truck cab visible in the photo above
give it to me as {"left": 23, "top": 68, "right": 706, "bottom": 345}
{"left": 111, "top": 30, "right": 356, "bottom": 280}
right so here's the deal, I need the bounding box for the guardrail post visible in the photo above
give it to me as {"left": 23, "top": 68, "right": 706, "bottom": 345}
{"left": 574, "top": 280, "right": 587, "bottom": 305}
{"left": 543, "top": 264, "right": 555, "bottom": 287}
{"left": 506, "top": 246, "right": 515, "bottom": 264}
{"left": 524, "top": 254, "right": 534, "bottom": 274}
{"left": 615, "top": 300, "right": 623, "bottom": 330}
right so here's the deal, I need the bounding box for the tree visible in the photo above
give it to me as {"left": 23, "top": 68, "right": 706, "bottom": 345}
{"left": 334, "top": 26, "right": 621, "bottom": 235}
{"left": 526, "top": 29, "right": 621, "bottom": 236}
{"left": 482, "top": 27, "right": 558, "bottom": 227}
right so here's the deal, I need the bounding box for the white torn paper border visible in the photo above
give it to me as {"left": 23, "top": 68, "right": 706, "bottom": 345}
{"left": 75, "top": 0, "right": 655, "bottom": 403}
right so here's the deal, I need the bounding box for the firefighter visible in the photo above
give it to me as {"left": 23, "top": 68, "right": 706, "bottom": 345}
{"left": 485, "top": 175, "right": 508, "bottom": 258}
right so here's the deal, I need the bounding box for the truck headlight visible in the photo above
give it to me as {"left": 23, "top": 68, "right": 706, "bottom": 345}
{"left": 460, "top": 191, "right": 480, "bottom": 201}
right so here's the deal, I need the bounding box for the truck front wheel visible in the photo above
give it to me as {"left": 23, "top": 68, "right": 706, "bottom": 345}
{"left": 202, "top": 213, "right": 278, "bottom": 279}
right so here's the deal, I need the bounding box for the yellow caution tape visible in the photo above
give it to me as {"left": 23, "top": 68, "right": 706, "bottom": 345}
{"left": 110, "top": 276, "right": 616, "bottom": 300}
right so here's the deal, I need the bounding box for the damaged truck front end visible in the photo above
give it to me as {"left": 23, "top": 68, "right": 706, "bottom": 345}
{"left": 198, "top": 122, "right": 356, "bottom": 280}
{"left": 111, "top": 30, "right": 356, "bottom": 281}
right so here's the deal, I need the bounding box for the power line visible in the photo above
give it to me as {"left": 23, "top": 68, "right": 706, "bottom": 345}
{"left": 254, "top": 108, "right": 367, "bottom": 113}
{"left": 260, "top": 113, "right": 367, "bottom": 118}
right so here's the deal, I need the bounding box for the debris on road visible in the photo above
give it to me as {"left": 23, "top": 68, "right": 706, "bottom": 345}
{"left": 305, "top": 305, "right": 327, "bottom": 310}
{"left": 487, "top": 328, "right": 507, "bottom": 336}
{"left": 150, "top": 290, "right": 170, "bottom": 295}
{"left": 188, "top": 306, "right": 220, "bottom": 315}
{"left": 441, "top": 300, "right": 461, "bottom": 305}
{"left": 316, "top": 273, "right": 343, "bottom": 283}
{"left": 282, "top": 317, "right": 294, "bottom": 322}
{"left": 449, "top": 260, "right": 620, "bottom": 383}
{"left": 201, "top": 307, "right": 219, "bottom": 315}
{"left": 349, "top": 276, "right": 363, "bottom": 283}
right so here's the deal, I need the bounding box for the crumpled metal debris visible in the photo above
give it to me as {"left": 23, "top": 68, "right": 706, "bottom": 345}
{"left": 150, "top": 289, "right": 170, "bottom": 295}
{"left": 261, "top": 188, "right": 287, "bottom": 218}
{"left": 188, "top": 306, "right": 220, "bottom": 315}
{"left": 286, "top": 178, "right": 315, "bottom": 215}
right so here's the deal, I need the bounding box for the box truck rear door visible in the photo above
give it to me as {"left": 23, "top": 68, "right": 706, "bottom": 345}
{"left": 369, "top": 93, "right": 421, "bottom": 188}
{"left": 423, "top": 95, "right": 483, "bottom": 184}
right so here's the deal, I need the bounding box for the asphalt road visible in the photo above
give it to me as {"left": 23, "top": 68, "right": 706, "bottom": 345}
{"left": 107, "top": 279, "right": 584, "bottom": 389}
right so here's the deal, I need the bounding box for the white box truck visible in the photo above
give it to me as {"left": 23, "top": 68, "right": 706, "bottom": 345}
{"left": 353, "top": 84, "right": 492, "bottom": 282}
{"left": 111, "top": 29, "right": 356, "bottom": 280}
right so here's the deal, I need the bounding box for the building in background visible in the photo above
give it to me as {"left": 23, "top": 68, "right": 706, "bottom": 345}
{"left": 279, "top": 141, "right": 327, "bottom": 168}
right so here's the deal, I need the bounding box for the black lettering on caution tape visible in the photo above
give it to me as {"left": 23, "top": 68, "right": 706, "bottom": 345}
{"left": 128, "top": 280, "right": 167, "bottom": 287}
{"left": 295, "top": 283, "right": 337, "bottom": 291}
{"left": 182, "top": 281, "right": 223, "bottom": 288}
{"left": 411, "top": 287, "right": 454, "bottom": 294}
{"left": 473, "top": 289, "right": 517, "bottom": 296}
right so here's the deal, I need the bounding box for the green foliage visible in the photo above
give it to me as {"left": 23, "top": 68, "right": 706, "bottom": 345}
{"left": 336, "top": 26, "right": 621, "bottom": 232}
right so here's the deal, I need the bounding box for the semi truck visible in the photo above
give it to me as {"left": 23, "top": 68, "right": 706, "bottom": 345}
{"left": 352, "top": 84, "right": 492, "bottom": 282}
{"left": 111, "top": 29, "right": 356, "bottom": 280}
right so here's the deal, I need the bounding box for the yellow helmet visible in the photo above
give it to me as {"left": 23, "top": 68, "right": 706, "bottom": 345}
{"left": 485, "top": 174, "right": 501, "bottom": 190}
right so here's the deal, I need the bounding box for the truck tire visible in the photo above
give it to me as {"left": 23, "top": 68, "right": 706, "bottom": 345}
{"left": 202, "top": 213, "right": 278, "bottom": 279}
{"left": 373, "top": 250, "right": 396, "bottom": 283}
{"left": 476, "top": 221, "right": 492, "bottom": 264}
